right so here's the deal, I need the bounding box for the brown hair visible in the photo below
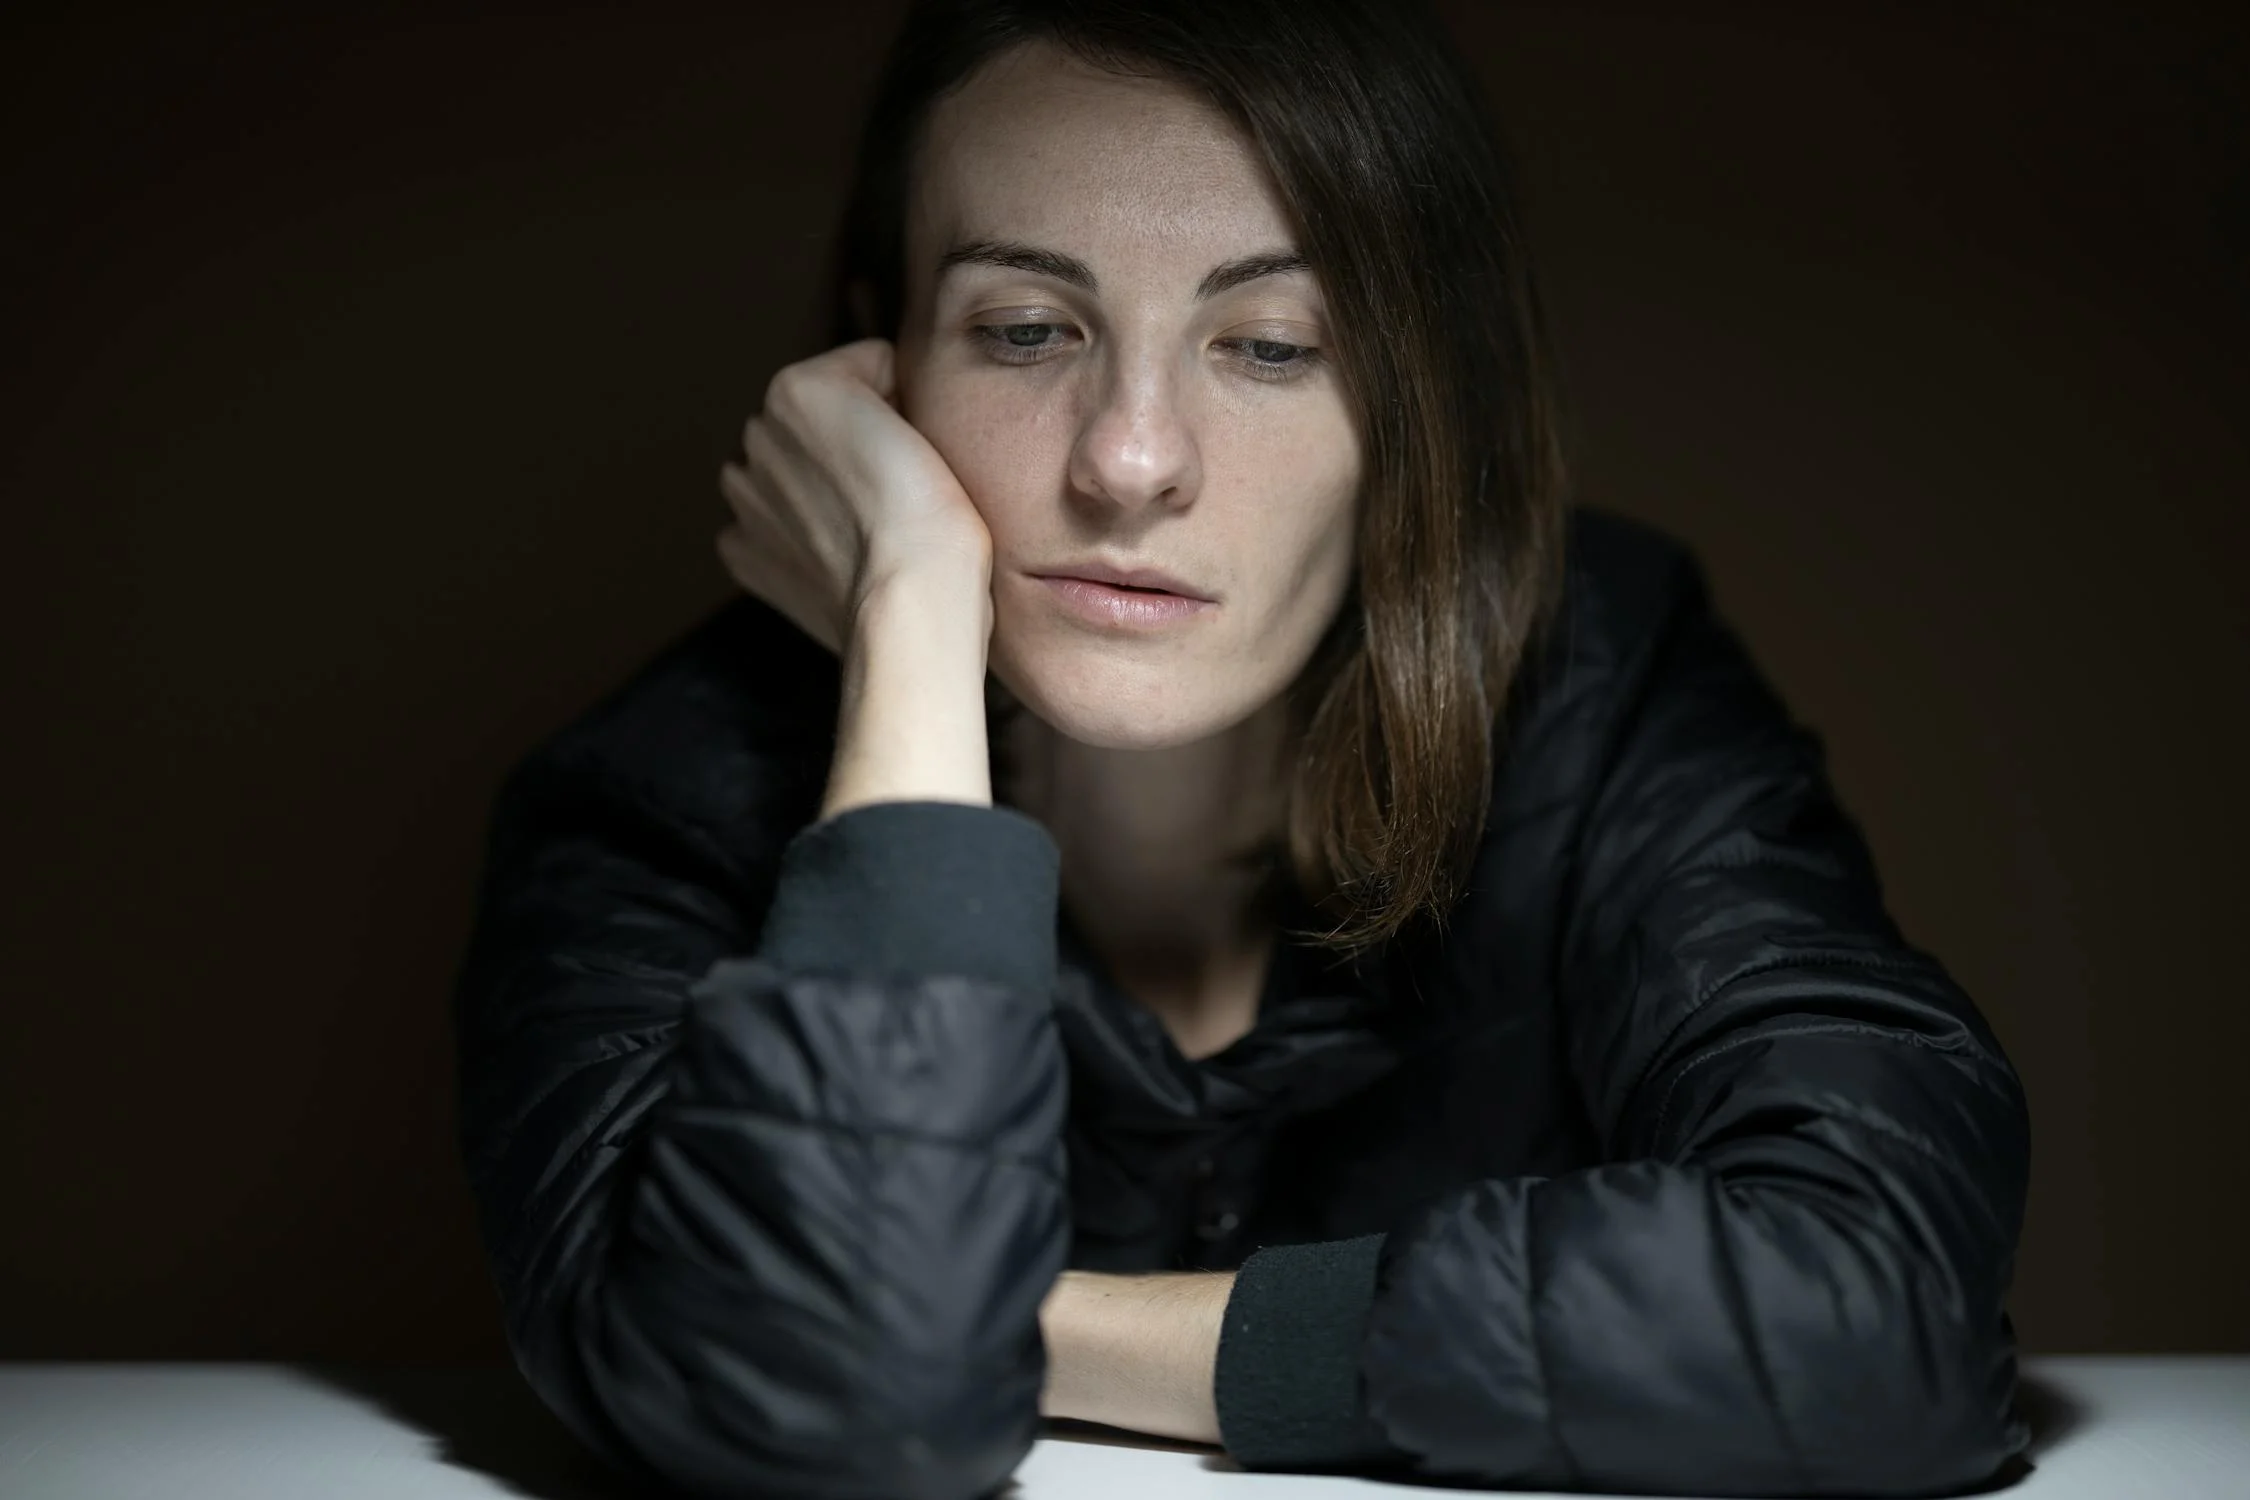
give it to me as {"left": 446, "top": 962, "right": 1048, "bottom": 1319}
{"left": 828, "top": 0, "right": 1573, "bottom": 962}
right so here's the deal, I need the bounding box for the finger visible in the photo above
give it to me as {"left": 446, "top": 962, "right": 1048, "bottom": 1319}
{"left": 823, "top": 337, "right": 896, "bottom": 401}
{"left": 716, "top": 520, "right": 805, "bottom": 617}
{"left": 714, "top": 521, "right": 768, "bottom": 596}
{"left": 717, "top": 459, "right": 775, "bottom": 529}
{"left": 734, "top": 424, "right": 823, "bottom": 559}
{"left": 717, "top": 523, "right": 837, "bottom": 654}
{"left": 718, "top": 460, "right": 808, "bottom": 578}
{"left": 740, "top": 416, "right": 859, "bottom": 587}
{"left": 726, "top": 425, "right": 798, "bottom": 518}
{"left": 720, "top": 451, "right": 830, "bottom": 586}
{"left": 748, "top": 402, "right": 819, "bottom": 481}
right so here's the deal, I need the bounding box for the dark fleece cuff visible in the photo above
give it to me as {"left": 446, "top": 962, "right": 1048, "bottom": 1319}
{"left": 1215, "top": 1232, "right": 1407, "bottom": 1472}
{"left": 754, "top": 799, "right": 1061, "bottom": 998}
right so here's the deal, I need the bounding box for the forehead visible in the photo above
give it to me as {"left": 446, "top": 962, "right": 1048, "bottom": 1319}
{"left": 909, "top": 40, "right": 1295, "bottom": 274}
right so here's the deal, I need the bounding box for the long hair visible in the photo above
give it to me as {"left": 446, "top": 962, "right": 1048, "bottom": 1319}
{"left": 826, "top": 0, "right": 1573, "bottom": 962}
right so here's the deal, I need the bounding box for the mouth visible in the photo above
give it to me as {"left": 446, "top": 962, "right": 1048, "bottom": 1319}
{"left": 1030, "top": 564, "right": 1213, "bottom": 601}
{"left": 1032, "top": 574, "right": 1219, "bottom": 629}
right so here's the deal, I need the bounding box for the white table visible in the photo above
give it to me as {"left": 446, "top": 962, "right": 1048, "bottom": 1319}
{"left": 0, "top": 1358, "right": 2242, "bottom": 1498}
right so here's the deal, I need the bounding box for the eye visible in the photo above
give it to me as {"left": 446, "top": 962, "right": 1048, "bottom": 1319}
{"left": 971, "top": 322, "right": 1077, "bottom": 363}
{"left": 1221, "top": 336, "right": 1322, "bottom": 383}
{"left": 968, "top": 322, "right": 1322, "bottom": 380}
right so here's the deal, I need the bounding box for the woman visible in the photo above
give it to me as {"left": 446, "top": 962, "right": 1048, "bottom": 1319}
{"left": 450, "top": 1, "right": 2032, "bottom": 1496}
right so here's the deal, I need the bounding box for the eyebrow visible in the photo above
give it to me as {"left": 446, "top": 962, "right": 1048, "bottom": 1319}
{"left": 935, "top": 238, "right": 1313, "bottom": 300}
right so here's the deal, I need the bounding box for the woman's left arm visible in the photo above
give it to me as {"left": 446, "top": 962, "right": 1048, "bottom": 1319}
{"left": 1213, "top": 541, "right": 2033, "bottom": 1495}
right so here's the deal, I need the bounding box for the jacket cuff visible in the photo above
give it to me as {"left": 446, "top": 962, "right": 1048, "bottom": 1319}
{"left": 1215, "top": 1232, "right": 1407, "bottom": 1472}
{"left": 755, "top": 800, "right": 1061, "bottom": 997}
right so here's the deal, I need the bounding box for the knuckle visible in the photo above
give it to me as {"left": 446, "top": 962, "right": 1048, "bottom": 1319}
{"left": 765, "top": 361, "right": 818, "bottom": 418}
{"left": 742, "top": 416, "right": 780, "bottom": 464}
{"left": 762, "top": 366, "right": 795, "bottom": 417}
{"left": 721, "top": 467, "right": 771, "bottom": 523}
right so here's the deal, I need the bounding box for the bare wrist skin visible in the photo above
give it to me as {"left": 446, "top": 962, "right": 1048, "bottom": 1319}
{"left": 820, "top": 559, "right": 995, "bottom": 820}
{"left": 1038, "top": 1268, "right": 1233, "bottom": 1447}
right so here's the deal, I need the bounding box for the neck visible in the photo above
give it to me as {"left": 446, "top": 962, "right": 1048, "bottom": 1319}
{"left": 998, "top": 694, "right": 1291, "bottom": 992}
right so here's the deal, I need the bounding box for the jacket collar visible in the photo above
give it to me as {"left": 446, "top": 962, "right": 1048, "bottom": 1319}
{"left": 1050, "top": 867, "right": 1436, "bottom": 1141}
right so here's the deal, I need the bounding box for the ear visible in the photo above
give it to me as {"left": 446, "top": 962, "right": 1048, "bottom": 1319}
{"left": 845, "top": 277, "right": 879, "bottom": 340}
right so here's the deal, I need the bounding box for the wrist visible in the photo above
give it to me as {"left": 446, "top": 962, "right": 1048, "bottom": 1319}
{"left": 850, "top": 556, "right": 992, "bottom": 660}
{"left": 1038, "top": 1269, "right": 1229, "bottom": 1445}
{"left": 857, "top": 537, "right": 992, "bottom": 617}
{"left": 822, "top": 562, "right": 995, "bottom": 820}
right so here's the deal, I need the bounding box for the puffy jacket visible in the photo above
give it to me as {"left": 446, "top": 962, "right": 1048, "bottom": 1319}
{"left": 450, "top": 504, "right": 2031, "bottom": 1499}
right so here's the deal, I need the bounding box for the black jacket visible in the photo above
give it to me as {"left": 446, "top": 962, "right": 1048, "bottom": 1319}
{"left": 451, "top": 505, "right": 2031, "bottom": 1499}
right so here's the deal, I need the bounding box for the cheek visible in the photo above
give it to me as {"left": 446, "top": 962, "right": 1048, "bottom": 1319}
{"left": 1210, "top": 404, "right": 1361, "bottom": 585}
{"left": 902, "top": 370, "right": 1067, "bottom": 532}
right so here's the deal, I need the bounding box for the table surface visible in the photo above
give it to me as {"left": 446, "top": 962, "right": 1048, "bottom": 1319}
{"left": 1, "top": 1357, "right": 2243, "bottom": 1498}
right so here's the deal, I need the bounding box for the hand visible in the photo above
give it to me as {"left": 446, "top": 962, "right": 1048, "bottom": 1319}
{"left": 716, "top": 338, "right": 992, "bottom": 655}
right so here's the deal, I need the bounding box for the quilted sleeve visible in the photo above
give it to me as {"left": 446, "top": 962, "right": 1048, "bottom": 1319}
{"left": 1218, "top": 542, "right": 2032, "bottom": 1495}
{"left": 450, "top": 738, "right": 1069, "bottom": 1500}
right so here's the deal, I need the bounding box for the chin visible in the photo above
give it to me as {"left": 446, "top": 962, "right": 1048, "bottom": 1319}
{"left": 993, "top": 642, "right": 1247, "bottom": 750}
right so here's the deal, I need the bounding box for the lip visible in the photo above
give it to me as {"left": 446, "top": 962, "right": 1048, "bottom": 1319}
{"left": 1033, "top": 560, "right": 1212, "bottom": 600}
{"left": 1034, "top": 575, "right": 1219, "bottom": 630}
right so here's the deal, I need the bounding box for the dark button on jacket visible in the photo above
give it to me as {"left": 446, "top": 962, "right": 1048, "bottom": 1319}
{"left": 450, "top": 505, "right": 2032, "bottom": 1500}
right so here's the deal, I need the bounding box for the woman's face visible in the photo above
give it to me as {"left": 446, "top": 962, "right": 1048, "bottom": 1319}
{"left": 893, "top": 39, "right": 1362, "bottom": 751}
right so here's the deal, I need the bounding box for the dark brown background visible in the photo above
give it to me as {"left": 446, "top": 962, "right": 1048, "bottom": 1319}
{"left": 3, "top": 1, "right": 2244, "bottom": 1363}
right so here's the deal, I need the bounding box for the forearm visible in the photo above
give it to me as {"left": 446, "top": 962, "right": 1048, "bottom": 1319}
{"left": 822, "top": 559, "right": 994, "bottom": 819}
{"left": 1038, "top": 1269, "right": 1233, "bottom": 1446}
{"left": 818, "top": 560, "right": 1232, "bottom": 1447}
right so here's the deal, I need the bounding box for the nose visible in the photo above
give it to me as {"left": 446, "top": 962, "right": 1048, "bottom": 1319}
{"left": 1066, "top": 351, "right": 1201, "bottom": 514}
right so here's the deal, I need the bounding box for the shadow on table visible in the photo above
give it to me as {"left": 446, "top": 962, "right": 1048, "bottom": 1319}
{"left": 1175, "top": 1368, "right": 2091, "bottom": 1493}
{"left": 301, "top": 1364, "right": 2085, "bottom": 1497}
{"left": 1979, "top": 1366, "right": 2090, "bottom": 1491}
{"left": 301, "top": 1364, "right": 645, "bottom": 1499}
{"left": 303, "top": 1365, "right": 1033, "bottom": 1498}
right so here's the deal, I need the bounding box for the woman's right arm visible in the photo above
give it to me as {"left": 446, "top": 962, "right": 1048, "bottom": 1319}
{"left": 453, "top": 556, "right": 1065, "bottom": 1499}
